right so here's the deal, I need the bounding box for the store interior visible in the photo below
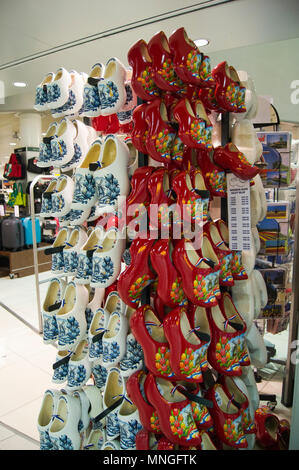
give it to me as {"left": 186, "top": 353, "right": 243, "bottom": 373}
{"left": 0, "top": 0, "right": 299, "bottom": 451}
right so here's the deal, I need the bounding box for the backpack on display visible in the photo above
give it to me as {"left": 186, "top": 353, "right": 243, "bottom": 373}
{"left": 21, "top": 217, "right": 41, "bottom": 247}
{"left": 1, "top": 215, "right": 25, "bottom": 251}
{"left": 3, "top": 153, "right": 26, "bottom": 180}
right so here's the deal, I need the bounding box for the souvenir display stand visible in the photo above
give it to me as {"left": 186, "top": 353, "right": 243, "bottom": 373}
{"left": 34, "top": 27, "right": 291, "bottom": 452}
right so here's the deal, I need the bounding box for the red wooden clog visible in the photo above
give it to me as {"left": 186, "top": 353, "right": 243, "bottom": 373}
{"left": 203, "top": 221, "right": 234, "bottom": 286}
{"left": 206, "top": 300, "right": 246, "bottom": 376}
{"left": 145, "top": 98, "right": 177, "bottom": 164}
{"left": 168, "top": 27, "right": 214, "bottom": 88}
{"left": 163, "top": 306, "right": 211, "bottom": 382}
{"left": 150, "top": 239, "right": 187, "bottom": 308}
{"left": 196, "top": 148, "right": 227, "bottom": 198}
{"left": 206, "top": 383, "right": 248, "bottom": 448}
{"left": 218, "top": 375, "right": 256, "bottom": 435}
{"left": 117, "top": 237, "right": 156, "bottom": 308}
{"left": 218, "top": 293, "right": 250, "bottom": 367}
{"left": 255, "top": 406, "right": 280, "bottom": 450}
{"left": 172, "top": 170, "right": 207, "bottom": 227}
{"left": 213, "top": 143, "right": 260, "bottom": 180}
{"left": 131, "top": 104, "right": 149, "bottom": 154}
{"left": 188, "top": 304, "right": 211, "bottom": 375}
{"left": 196, "top": 233, "right": 221, "bottom": 300}
{"left": 212, "top": 61, "right": 246, "bottom": 113}
{"left": 147, "top": 31, "right": 187, "bottom": 94}
{"left": 173, "top": 98, "right": 213, "bottom": 150}
{"left": 126, "top": 370, "right": 161, "bottom": 434}
{"left": 129, "top": 305, "right": 177, "bottom": 380}
{"left": 147, "top": 167, "right": 176, "bottom": 233}
{"left": 172, "top": 237, "right": 219, "bottom": 307}
{"left": 190, "top": 167, "right": 210, "bottom": 223}
{"left": 144, "top": 373, "right": 202, "bottom": 446}
{"left": 128, "top": 39, "right": 160, "bottom": 101}
{"left": 126, "top": 166, "right": 154, "bottom": 225}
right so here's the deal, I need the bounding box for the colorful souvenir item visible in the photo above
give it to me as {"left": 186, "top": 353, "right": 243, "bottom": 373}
{"left": 128, "top": 39, "right": 160, "bottom": 100}
{"left": 213, "top": 143, "right": 260, "bottom": 180}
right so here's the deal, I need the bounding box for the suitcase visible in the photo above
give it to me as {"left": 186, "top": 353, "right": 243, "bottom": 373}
{"left": 21, "top": 217, "right": 41, "bottom": 247}
{"left": 1, "top": 215, "right": 25, "bottom": 251}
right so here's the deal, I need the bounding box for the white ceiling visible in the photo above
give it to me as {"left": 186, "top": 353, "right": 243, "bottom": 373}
{"left": 0, "top": 0, "right": 298, "bottom": 162}
{"left": 0, "top": 0, "right": 299, "bottom": 110}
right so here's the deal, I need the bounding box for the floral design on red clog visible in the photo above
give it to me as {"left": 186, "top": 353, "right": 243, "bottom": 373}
{"left": 147, "top": 31, "right": 187, "bottom": 93}
{"left": 144, "top": 374, "right": 202, "bottom": 446}
{"left": 145, "top": 99, "right": 176, "bottom": 164}
{"left": 172, "top": 170, "right": 207, "bottom": 226}
{"left": 206, "top": 384, "right": 248, "bottom": 448}
{"left": 128, "top": 39, "right": 160, "bottom": 101}
{"left": 126, "top": 370, "right": 161, "bottom": 434}
{"left": 196, "top": 148, "right": 227, "bottom": 198}
{"left": 173, "top": 98, "right": 213, "bottom": 150}
{"left": 212, "top": 61, "right": 246, "bottom": 113}
{"left": 203, "top": 221, "right": 234, "bottom": 287}
{"left": 172, "top": 238, "right": 219, "bottom": 307}
{"left": 168, "top": 28, "right": 214, "bottom": 88}
{"left": 130, "top": 305, "right": 176, "bottom": 379}
{"left": 150, "top": 239, "right": 187, "bottom": 308}
{"left": 147, "top": 167, "right": 176, "bottom": 232}
{"left": 118, "top": 237, "right": 156, "bottom": 308}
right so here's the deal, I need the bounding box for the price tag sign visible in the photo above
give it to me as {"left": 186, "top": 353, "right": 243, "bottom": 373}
{"left": 14, "top": 205, "right": 19, "bottom": 217}
{"left": 227, "top": 173, "right": 251, "bottom": 251}
{"left": 0, "top": 205, "right": 4, "bottom": 216}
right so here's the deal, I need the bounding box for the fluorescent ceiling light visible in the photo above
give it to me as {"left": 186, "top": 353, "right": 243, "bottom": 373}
{"left": 194, "top": 38, "right": 209, "bottom": 47}
{"left": 13, "top": 82, "right": 27, "bottom": 87}
{"left": 9, "top": 142, "right": 16, "bottom": 146}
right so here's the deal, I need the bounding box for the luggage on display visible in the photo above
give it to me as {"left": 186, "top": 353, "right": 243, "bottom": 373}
{"left": 22, "top": 217, "right": 41, "bottom": 247}
{"left": 1, "top": 215, "right": 25, "bottom": 251}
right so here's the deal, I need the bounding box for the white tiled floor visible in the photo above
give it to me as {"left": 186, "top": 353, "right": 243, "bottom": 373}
{"left": 0, "top": 272, "right": 293, "bottom": 449}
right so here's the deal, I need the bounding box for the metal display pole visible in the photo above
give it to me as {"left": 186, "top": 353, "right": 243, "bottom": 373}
{"left": 29, "top": 174, "right": 56, "bottom": 334}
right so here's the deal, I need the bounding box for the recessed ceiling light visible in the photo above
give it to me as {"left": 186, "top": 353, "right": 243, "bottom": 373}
{"left": 13, "top": 82, "right": 27, "bottom": 87}
{"left": 194, "top": 38, "right": 209, "bottom": 47}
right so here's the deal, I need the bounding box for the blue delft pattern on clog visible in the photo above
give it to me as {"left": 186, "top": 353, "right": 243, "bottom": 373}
{"left": 52, "top": 252, "right": 64, "bottom": 273}
{"left": 52, "top": 90, "right": 76, "bottom": 116}
{"left": 119, "top": 418, "right": 142, "bottom": 450}
{"left": 51, "top": 139, "right": 67, "bottom": 162}
{"left": 97, "top": 80, "right": 119, "bottom": 111}
{"left": 63, "top": 251, "right": 79, "bottom": 274}
{"left": 47, "top": 83, "right": 62, "bottom": 104}
{"left": 95, "top": 174, "right": 120, "bottom": 207}
{"left": 67, "top": 364, "right": 87, "bottom": 389}
{"left": 43, "top": 315, "right": 59, "bottom": 343}
{"left": 119, "top": 334, "right": 144, "bottom": 376}
{"left": 51, "top": 434, "right": 74, "bottom": 450}
{"left": 52, "top": 194, "right": 65, "bottom": 216}
{"left": 92, "top": 364, "right": 108, "bottom": 389}
{"left": 52, "top": 361, "right": 69, "bottom": 384}
{"left": 102, "top": 341, "right": 120, "bottom": 366}
{"left": 83, "top": 85, "right": 101, "bottom": 114}
{"left": 41, "top": 195, "right": 54, "bottom": 216}
{"left": 91, "top": 256, "right": 114, "bottom": 285}
{"left": 73, "top": 173, "right": 96, "bottom": 206}
{"left": 39, "top": 429, "right": 54, "bottom": 450}
{"left": 57, "top": 316, "right": 81, "bottom": 349}
{"left": 88, "top": 336, "right": 103, "bottom": 362}
{"left": 75, "top": 253, "right": 93, "bottom": 282}
{"left": 106, "top": 410, "right": 120, "bottom": 440}
{"left": 60, "top": 209, "right": 88, "bottom": 226}
{"left": 39, "top": 141, "right": 53, "bottom": 165}
{"left": 35, "top": 87, "right": 48, "bottom": 107}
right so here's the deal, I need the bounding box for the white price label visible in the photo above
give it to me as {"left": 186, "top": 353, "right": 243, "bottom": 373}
{"left": 227, "top": 173, "right": 251, "bottom": 251}
{"left": 0, "top": 205, "right": 4, "bottom": 216}
{"left": 14, "top": 205, "right": 19, "bottom": 217}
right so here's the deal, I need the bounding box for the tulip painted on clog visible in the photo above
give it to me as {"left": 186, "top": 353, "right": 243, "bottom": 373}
{"left": 128, "top": 39, "right": 160, "bottom": 101}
